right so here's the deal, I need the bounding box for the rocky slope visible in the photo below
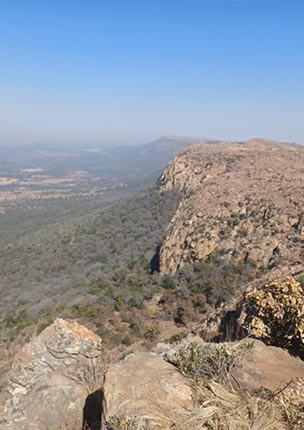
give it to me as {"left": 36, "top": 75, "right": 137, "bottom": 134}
{"left": 158, "top": 139, "right": 304, "bottom": 281}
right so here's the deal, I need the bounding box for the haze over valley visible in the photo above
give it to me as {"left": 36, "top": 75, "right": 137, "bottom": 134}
{"left": 1, "top": 1, "right": 304, "bottom": 429}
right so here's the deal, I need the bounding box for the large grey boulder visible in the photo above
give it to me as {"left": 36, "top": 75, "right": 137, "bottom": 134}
{"left": 0, "top": 318, "right": 102, "bottom": 430}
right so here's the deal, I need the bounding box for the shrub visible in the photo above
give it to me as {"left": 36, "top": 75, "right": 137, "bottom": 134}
{"left": 167, "top": 340, "right": 253, "bottom": 385}
{"left": 161, "top": 276, "right": 175, "bottom": 290}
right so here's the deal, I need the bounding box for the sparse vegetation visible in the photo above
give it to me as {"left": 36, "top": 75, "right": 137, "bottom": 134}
{"left": 0, "top": 187, "right": 181, "bottom": 344}
{"left": 167, "top": 339, "right": 253, "bottom": 384}
{"left": 165, "top": 340, "right": 304, "bottom": 430}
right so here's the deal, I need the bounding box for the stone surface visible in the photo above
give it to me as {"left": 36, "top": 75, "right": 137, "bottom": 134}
{"left": 0, "top": 318, "right": 102, "bottom": 430}
{"left": 103, "top": 352, "right": 193, "bottom": 428}
{"left": 1, "top": 318, "right": 304, "bottom": 429}
{"left": 155, "top": 334, "right": 304, "bottom": 393}
{"left": 232, "top": 339, "right": 304, "bottom": 391}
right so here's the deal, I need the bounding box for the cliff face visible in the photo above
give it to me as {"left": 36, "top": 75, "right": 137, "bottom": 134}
{"left": 158, "top": 139, "right": 304, "bottom": 278}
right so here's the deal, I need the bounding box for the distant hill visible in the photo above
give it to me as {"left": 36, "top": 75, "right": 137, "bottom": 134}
{"left": 0, "top": 136, "right": 210, "bottom": 216}
{"left": 94, "top": 135, "right": 213, "bottom": 173}
{"left": 132, "top": 135, "right": 214, "bottom": 168}
{"left": 0, "top": 135, "right": 209, "bottom": 176}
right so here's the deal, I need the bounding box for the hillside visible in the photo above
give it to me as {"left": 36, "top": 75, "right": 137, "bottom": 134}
{"left": 1, "top": 135, "right": 224, "bottom": 386}
{"left": 0, "top": 187, "right": 180, "bottom": 329}
{"left": 159, "top": 139, "right": 304, "bottom": 284}
{"left": 1, "top": 138, "right": 304, "bottom": 395}
{"left": 1, "top": 138, "right": 304, "bottom": 429}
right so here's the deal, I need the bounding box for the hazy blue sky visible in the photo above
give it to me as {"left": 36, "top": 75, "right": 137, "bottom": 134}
{"left": 0, "top": 0, "right": 303, "bottom": 145}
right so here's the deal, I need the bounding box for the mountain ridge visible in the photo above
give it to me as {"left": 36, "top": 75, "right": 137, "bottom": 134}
{"left": 158, "top": 138, "right": 304, "bottom": 281}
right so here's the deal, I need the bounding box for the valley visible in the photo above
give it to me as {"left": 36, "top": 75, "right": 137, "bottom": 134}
{"left": 0, "top": 136, "right": 202, "bottom": 216}
{"left": 1, "top": 137, "right": 304, "bottom": 429}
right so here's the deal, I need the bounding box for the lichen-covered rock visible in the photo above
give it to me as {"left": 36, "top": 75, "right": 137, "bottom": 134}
{"left": 199, "top": 276, "right": 304, "bottom": 359}
{"left": 0, "top": 318, "right": 102, "bottom": 430}
{"left": 240, "top": 277, "right": 304, "bottom": 357}
{"left": 103, "top": 352, "right": 193, "bottom": 429}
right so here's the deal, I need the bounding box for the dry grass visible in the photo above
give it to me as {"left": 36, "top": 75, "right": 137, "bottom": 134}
{"left": 179, "top": 381, "right": 286, "bottom": 430}
{"left": 78, "top": 354, "right": 105, "bottom": 394}
{"left": 106, "top": 380, "right": 303, "bottom": 430}
{"left": 61, "top": 342, "right": 304, "bottom": 430}
{"left": 277, "top": 378, "right": 304, "bottom": 430}
{"left": 162, "top": 340, "right": 303, "bottom": 430}
{"left": 106, "top": 416, "right": 152, "bottom": 430}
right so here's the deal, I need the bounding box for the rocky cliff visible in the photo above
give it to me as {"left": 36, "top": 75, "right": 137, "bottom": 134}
{"left": 158, "top": 139, "right": 304, "bottom": 280}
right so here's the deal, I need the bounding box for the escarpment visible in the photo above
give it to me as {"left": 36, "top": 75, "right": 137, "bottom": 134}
{"left": 158, "top": 139, "right": 304, "bottom": 278}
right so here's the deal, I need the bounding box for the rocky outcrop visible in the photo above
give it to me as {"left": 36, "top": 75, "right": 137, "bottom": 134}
{"left": 1, "top": 319, "right": 304, "bottom": 429}
{"left": 238, "top": 277, "right": 304, "bottom": 357}
{"left": 158, "top": 139, "right": 304, "bottom": 278}
{"left": 155, "top": 334, "right": 304, "bottom": 392}
{"left": 103, "top": 352, "right": 193, "bottom": 428}
{"left": 0, "top": 319, "right": 193, "bottom": 430}
{"left": 199, "top": 276, "right": 304, "bottom": 359}
{"left": 0, "top": 318, "right": 103, "bottom": 430}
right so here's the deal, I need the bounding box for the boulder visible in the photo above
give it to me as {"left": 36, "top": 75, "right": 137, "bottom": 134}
{"left": 103, "top": 352, "right": 193, "bottom": 429}
{"left": 0, "top": 318, "right": 103, "bottom": 430}
{"left": 155, "top": 334, "right": 304, "bottom": 393}
{"left": 232, "top": 339, "right": 304, "bottom": 391}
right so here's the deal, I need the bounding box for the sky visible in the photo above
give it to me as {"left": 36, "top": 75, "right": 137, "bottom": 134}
{"left": 0, "top": 0, "right": 303, "bottom": 145}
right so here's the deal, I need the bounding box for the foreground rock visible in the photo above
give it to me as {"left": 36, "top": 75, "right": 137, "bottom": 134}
{"left": 232, "top": 339, "right": 304, "bottom": 391}
{"left": 2, "top": 318, "right": 303, "bottom": 429}
{"left": 103, "top": 352, "right": 193, "bottom": 428}
{"left": 157, "top": 334, "right": 304, "bottom": 392}
{"left": 0, "top": 318, "right": 102, "bottom": 430}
